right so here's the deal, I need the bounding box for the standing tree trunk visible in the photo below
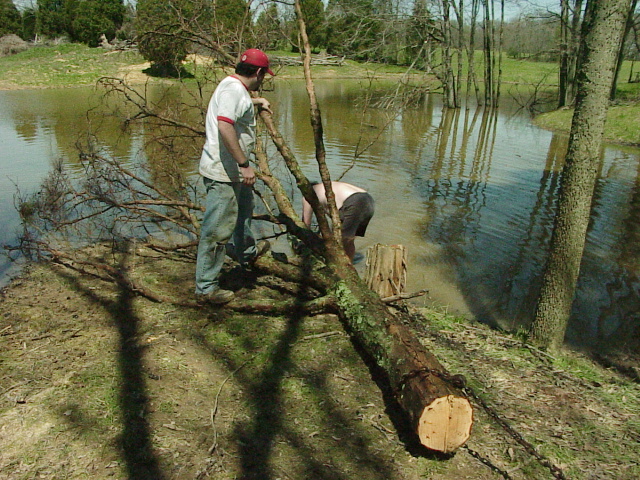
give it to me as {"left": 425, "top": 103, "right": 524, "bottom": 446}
{"left": 466, "top": 0, "right": 482, "bottom": 103}
{"left": 569, "top": 0, "right": 585, "bottom": 100}
{"left": 558, "top": 0, "right": 571, "bottom": 108}
{"left": 482, "top": 0, "right": 493, "bottom": 105}
{"left": 441, "top": 0, "right": 458, "bottom": 108}
{"left": 558, "top": 0, "right": 585, "bottom": 108}
{"left": 530, "top": 0, "right": 633, "bottom": 350}
{"left": 454, "top": 0, "right": 464, "bottom": 108}
{"left": 495, "top": 0, "right": 504, "bottom": 107}
{"left": 610, "top": 0, "right": 639, "bottom": 100}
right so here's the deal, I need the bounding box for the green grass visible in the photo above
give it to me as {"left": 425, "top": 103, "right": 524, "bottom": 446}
{"left": 535, "top": 102, "right": 640, "bottom": 145}
{"left": 0, "top": 43, "right": 145, "bottom": 88}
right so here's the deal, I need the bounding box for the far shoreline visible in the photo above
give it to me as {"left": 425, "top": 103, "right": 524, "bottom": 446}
{"left": 1, "top": 43, "right": 638, "bottom": 145}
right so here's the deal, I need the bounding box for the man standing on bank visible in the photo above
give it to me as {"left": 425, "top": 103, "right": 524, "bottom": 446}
{"left": 302, "top": 181, "right": 375, "bottom": 262}
{"left": 195, "top": 49, "right": 273, "bottom": 305}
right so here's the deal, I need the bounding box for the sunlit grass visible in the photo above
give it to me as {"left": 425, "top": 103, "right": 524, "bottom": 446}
{"left": 535, "top": 102, "right": 640, "bottom": 145}
{"left": 0, "top": 43, "right": 145, "bottom": 88}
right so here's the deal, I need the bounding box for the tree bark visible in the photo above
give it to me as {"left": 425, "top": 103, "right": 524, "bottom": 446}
{"left": 530, "top": 0, "right": 633, "bottom": 350}
{"left": 253, "top": 254, "right": 473, "bottom": 453}
{"left": 387, "top": 319, "right": 472, "bottom": 453}
{"left": 482, "top": 0, "right": 493, "bottom": 105}
{"left": 558, "top": 0, "right": 585, "bottom": 108}
{"left": 364, "top": 244, "right": 407, "bottom": 298}
{"left": 441, "top": 0, "right": 458, "bottom": 108}
{"left": 610, "top": 0, "right": 639, "bottom": 100}
{"left": 331, "top": 267, "right": 472, "bottom": 453}
{"left": 558, "top": 0, "right": 571, "bottom": 108}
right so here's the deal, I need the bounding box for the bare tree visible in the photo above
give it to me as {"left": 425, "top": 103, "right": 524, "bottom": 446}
{"left": 610, "top": 0, "right": 640, "bottom": 99}
{"left": 557, "top": 0, "right": 585, "bottom": 108}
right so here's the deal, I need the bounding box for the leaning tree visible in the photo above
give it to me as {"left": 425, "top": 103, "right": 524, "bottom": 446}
{"left": 12, "top": 0, "right": 474, "bottom": 454}
{"left": 529, "top": 0, "right": 634, "bottom": 350}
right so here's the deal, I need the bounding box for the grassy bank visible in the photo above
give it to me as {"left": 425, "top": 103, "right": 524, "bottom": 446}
{"left": 2, "top": 44, "right": 639, "bottom": 146}
{"left": 0, "top": 42, "right": 569, "bottom": 92}
{"left": 0, "top": 43, "right": 410, "bottom": 90}
{"left": 0, "top": 43, "right": 146, "bottom": 89}
{"left": 1, "top": 254, "right": 639, "bottom": 479}
{"left": 534, "top": 102, "right": 640, "bottom": 146}
{"left": 3, "top": 43, "right": 639, "bottom": 144}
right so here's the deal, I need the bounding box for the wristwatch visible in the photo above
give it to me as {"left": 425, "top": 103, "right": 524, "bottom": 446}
{"left": 238, "top": 160, "right": 250, "bottom": 168}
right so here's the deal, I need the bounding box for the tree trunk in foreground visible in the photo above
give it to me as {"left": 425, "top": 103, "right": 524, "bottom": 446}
{"left": 256, "top": 255, "right": 473, "bottom": 453}
{"left": 332, "top": 265, "right": 472, "bottom": 453}
{"left": 530, "top": 0, "right": 633, "bottom": 349}
{"left": 387, "top": 316, "right": 473, "bottom": 452}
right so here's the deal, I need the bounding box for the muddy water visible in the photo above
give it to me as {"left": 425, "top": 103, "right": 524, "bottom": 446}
{"left": 2, "top": 80, "right": 639, "bottom": 348}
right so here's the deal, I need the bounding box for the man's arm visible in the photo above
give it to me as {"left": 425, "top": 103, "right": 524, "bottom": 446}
{"left": 252, "top": 97, "right": 272, "bottom": 114}
{"left": 218, "top": 120, "right": 255, "bottom": 186}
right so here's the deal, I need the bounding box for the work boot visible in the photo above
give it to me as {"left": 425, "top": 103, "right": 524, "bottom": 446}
{"left": 196, "top": 288, "right": 235, "bottom": 305}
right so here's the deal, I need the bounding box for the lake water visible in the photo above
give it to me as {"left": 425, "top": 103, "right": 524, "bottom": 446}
{"left": 2, "top": 79, "right": 639, "bottom": 350}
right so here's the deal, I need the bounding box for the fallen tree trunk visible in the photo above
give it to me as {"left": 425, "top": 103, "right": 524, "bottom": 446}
{"left": 254, "top": 3, "right": 474, "bottom": 451}
{"left": 332, "top": 267, "right": 472, "bottom": 453}
{"left": 387, "top": 319, "right": 473, "bottom": 452}
{"left": 254, "top": 255, "right": 473, "bottom": 453}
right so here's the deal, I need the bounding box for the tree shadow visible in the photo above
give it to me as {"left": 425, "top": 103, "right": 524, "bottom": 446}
{"left": 232, "top": 253, "right": 313, "bottom": 479}
{"left": 190, "top": 253, "right": 421, "bottom": 479}
{"left": 142, "top": 64, "right": 194, "bottom": 79}
{"left": 54, "top": 246, "right": 164, "bottom": 480}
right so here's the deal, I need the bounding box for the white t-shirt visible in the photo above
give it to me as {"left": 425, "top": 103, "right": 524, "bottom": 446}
{"left": 199, "top": 75, "right": 256, "bottom": 182}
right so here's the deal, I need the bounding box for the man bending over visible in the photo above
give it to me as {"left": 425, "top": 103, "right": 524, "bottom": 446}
{"left": 302, "top": 181, "right": 375, "bottom": 262}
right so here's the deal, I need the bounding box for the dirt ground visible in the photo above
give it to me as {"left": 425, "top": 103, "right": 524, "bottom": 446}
{"left": 1, "top": 247, "right": 639, "bottom": 480}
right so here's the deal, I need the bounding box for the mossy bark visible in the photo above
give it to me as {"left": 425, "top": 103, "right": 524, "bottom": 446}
{"left": 254, "top": 255, "right": 473, "bottom": 453}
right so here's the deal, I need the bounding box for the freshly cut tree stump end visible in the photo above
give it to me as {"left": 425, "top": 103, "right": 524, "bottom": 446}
{"left": 364, "top": 243, "right": 407, "bottom": 298}
{"left": 417, "top": 394, "right": 473, "bottom": 454}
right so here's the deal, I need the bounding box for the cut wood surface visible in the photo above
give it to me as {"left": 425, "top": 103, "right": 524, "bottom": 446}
{"left": 386, "top": 321, "right": 473, "bottom": 453}
{"left": 364, "top": 244, "right": 407, "bottom": 298}
{"left": 418, "top": 395, "right": 474, "bottom": 452}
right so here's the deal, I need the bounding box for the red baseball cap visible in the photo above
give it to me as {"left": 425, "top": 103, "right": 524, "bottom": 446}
{"left": 239, "top": 48, "right": 274, "bottom": 76}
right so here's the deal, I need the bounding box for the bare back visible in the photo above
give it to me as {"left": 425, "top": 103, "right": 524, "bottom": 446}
{"left": 313, "top": 181, "right": 366, "bottom": 210}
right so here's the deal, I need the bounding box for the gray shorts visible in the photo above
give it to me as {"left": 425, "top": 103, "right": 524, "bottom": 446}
{"left": 339, "top": 192, "right": 375, "bottom": 237}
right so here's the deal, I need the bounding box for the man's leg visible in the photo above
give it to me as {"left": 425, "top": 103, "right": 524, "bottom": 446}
{"left": 231, "top": 183, "right": 257, "bottom": 264}
{"left": 343, "top": 237, "right": 356, "bottom": 261}
{"left": 230, "top": 183, "right": 270, "bottom": 265}
{"left": 195, "top": 180, "right": 237, "bottom": 295}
